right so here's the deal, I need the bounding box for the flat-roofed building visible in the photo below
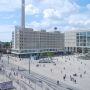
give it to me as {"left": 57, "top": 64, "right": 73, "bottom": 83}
{"left": 65, "top": 30, "right": 90, "bottom": 53}
{"left": 12, "top": 26, "right": 64, "bottom": 57}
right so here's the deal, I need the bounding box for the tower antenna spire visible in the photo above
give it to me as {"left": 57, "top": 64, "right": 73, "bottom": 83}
{"left": 21, "top": 0, "right": 25, "bottom": 28}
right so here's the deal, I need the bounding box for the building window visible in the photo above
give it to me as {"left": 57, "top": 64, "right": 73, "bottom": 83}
{"left": 80, "top": 32, "right": 86, "bottom": 36}
{"left": 87, "top": 32, "right": 90, "bottom": 37}
{"left": 77, "top": 43, "right": 79, "bottom": 46}
{"left": 76, "top": 33, "right": 79, "bottom": 36}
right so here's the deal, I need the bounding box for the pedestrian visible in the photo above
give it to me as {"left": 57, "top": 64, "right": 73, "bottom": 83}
{"left": 14, "top": 72, "right": 15, "bottom": 76}
{"left": 63, "top": 67, "right": 65, "bottom": 70}
{"left": 74, "top": 80, "right": 76, "bottom": 84}
{"left": 29, "top": 80, "right": 30, "bottom": 84}
{"left": 61, "top": 70, "right": 62, "bottom": 74}
{"left": 9, "top": 72, "right": 11, "bottom": 77}
{"left": 80, "top": 74, "right": 82, "bottom": 78}
{"left": 63, "top": 74, "right": 66, "bottom": 80}
{"left": 43, "top": 64, "right": 45, "bottom": 67}
{"left": 70, "top": 75, "right": 72, "bottom": 81}
{"left": 57, "top": 80, "right": 59, "bottom": 85}
{"left": 51, "top": 69, "right": 52, "bottom": 72}
{"left": 18, "top": 66, "right": 19, "bottom": 70}
{"left": 84, "top": 71, "right": 86, "bottom": 74}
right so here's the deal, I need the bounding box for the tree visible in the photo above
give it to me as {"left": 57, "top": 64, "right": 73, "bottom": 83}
{"left": 40, "top": 52, "right": 54, "bottom": 60}
{"left": 40, "top": 52, "right": 47, "bottom": 58}
{"left": 3, "top": 42, "right": 10, "bottom": 48}
{"left": 46, "top": 52, "right": 54, "bottom": 60}
{"left": 77, "top": 48, "right": 82, "bottom": 53}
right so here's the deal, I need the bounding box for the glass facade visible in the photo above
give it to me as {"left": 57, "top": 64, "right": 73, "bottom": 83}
{"left": 87, "top": 32, "right": 90, "bottom": 46}
{"left": 76, "top": 32, "right": 90, "bottom": 47}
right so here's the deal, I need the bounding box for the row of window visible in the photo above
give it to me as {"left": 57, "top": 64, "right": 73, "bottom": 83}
{"left": 77, "top": 42, "right": 90, "bottom": 46}
{"left": 76, "top": 32, "right": 90, "bottom": 46}
{"left": 14, "top": 49, "right": 61, "bottom": 53}
{"left": 77, "top": 32, "right": 90, "bottom": 36}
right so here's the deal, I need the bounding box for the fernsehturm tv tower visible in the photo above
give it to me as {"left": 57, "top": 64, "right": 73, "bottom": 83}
{"left": 21, "top": 0, "right": 25, "bottom": 28}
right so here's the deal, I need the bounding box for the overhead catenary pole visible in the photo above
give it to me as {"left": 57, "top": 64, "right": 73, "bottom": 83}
{"left": 7, "top": 50, "right": 9, "bottom": 64}
{"left": 29, "top": 55, "right": 31, "bottom": 74}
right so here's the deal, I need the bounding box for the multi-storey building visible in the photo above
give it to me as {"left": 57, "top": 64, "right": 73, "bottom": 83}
{"left": 12, "top": 26, "right": 64, "bottom": 57}
{"left": 65, "top": 30, "right": 90, "bottom": 53}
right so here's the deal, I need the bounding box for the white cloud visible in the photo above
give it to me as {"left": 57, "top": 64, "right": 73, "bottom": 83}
{"left": 1, "top": 15, "right": 14, "bottom": 20}
{"left": 0, "top": 0, "right": 40, "bottom": 15}
{"left": 39, "top": 0, "right": 80, "bottom": 13}
{"left": 41, "top": 0, "right": 80, "bottom": 28}
{"left": 0, "top": 25, "right": 14, "bottom": 41}
{"left": 0, "top": 0, "right": 21, "bottom": 11}
{"left": 27, "top": 20, "right": 50, "bottom": 30}
{"left": 43, "top": 9, "right": 62, "bottom": 19}
{"left": 62, "top": 0, "right": 80, "bottom": 13}
{"left": 68, "top": 14, "right": 90, "bottom": 25}
{"left": 27, "top": 19, "right": 65, "bottom": 31}
{"left": 25, "top": 4, "right": 39, "bottom": 15}
{"left": 0, "top": 0, "right": 35, "bottom": 12}
{"left": 27, "top": 21, "right": 40, "bottom": 29}
{"left": 0, "top": 25, "right": 14, "bottom": 32}
{"left": 86, "top": 4, "right": 90, "bottom": 10}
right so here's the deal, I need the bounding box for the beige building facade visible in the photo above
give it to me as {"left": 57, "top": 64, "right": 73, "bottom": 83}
{"left": 12, "top": 26, "right": 64, "bottom": 55}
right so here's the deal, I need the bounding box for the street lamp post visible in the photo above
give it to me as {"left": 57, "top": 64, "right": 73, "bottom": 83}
{"left": 0, "top": 53, "right": 1, "bottom": 60}
{"left": 7, "top": 50, "right": 9, "bottom": 64}
{"left": 8, "top": 54, "right": 9, "bottom": 64}
{"left": 29, "top": 54, "right": 31, "bottom": 74}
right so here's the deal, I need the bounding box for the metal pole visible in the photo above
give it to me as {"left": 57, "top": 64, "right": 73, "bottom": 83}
{"left": 0, "top": 53, "right": 1, "bottom": 60}
{"left": 35, "top": 81, "right": 36, "bottom": 90}
{"left": 8, "top": 54, "right": 9, "bottom": 64}
{"left": 29, "top": 55, "right": 30, "bottom": 74}
{"left": 7, "top": 50, "right": 9, "bottom": 64}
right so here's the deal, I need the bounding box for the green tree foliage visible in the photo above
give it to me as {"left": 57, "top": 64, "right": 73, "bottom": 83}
{"left": 40, "top": 52, "right": 47, "bottom": 58}
{"left": 46, "top": 52, "right": 54, "bottom": 60}
{"left": 40, "top": 52, "right": 54, "bottom": 59}
{"left": 3, "top": 42, "right": 10, "bottom": 48}
{"left": 77, "top": 48, "right": 82, "bottom": 53}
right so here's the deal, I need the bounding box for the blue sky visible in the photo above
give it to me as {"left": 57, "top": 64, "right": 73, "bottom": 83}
{"left": 0, "top": 0, "right": 90, "bottom": 41}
